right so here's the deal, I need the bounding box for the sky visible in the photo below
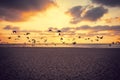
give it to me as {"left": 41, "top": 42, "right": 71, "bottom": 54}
{"left": 0, "top": 0, "right": 120, "bottom": 44}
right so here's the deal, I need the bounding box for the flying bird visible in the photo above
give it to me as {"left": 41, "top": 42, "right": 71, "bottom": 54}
{"left": 26, "top": 32, "right": 30, "bottom": 35}
{"left": 18, "top": 35, "right": 21, "bottom": 38}
{"left": 57, "top": 30, "right": 61, "bottom": 33}
{"left": 100, "top": 36, "right": 103, "bottom": 39}
{"left": 12, "top": 30, "right": 17, "bottom": 33}
{"left": 49, "top": 29, "right": 52, "bottom": 32}
{"left": 72, "top": 42, "right": 76, "bottom": 45}
{"left": 60, "top": 38, "right": 63, "bottom": 40}
{"left": 58, "top": 33, "right": 61, "bottom": 36}
{"left": 8, "top": 37, "right": 11, "bottom": 39}
{"left": 44, "top": 39, "right": 47, "bottom": 43}
{"left": 95, "top": 39, "right": 99, "bottom": 41}
{"left": 26, "top": 37, "right": 30, "bottom": 39}
{"left": 78, "top": 36, "right": 81, "bottom": 38}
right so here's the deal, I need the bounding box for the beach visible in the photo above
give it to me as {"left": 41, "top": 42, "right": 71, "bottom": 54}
{"left": 0, "top": 47, "right": 120, "bottom": 80}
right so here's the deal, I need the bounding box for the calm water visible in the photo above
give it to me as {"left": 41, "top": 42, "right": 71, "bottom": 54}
{"left": 0, "top": 44, "right": 120, "bottom": 48}
{"left": 0, "top": 48, "right": 120, "bottom": 80}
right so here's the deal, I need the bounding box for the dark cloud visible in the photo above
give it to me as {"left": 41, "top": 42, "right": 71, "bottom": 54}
{"left": 3, "top": 25, "right": 20, "bottom": 31}
{"left": 66, "top": 6, "right": 83, "bottom": 18}
{"left": 66, "top": 6, "right": 84, "bottom": 24}
{"left": 61, "top": 27, "right": 74, "bottom": 32}
{"left": 76, "top": 25, "right": 120, "bottom": 31}
{"left": 0, "top": 0, "right": 57, "bottom": 21}
{"left": 83, "top": 6, "right": 108, "bottom": 21}
{"left": 76, "top": 25, "right": 90, "bottom": 30}
{"left": 0, "top": 8, "right": 23, "bottom": 21}
{"left": 66, "top": 5, "right": 108, "bottom": 24}
{"left": 52, "top": 25, "right": 119, "bottom": 32}
{"left": 92, "top": 0, "right": 120, "bottom": 7}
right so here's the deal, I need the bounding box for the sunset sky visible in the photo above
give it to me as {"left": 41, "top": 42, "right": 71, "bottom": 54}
{"left": 0, "top": 0, "right": 120, "bottom": 44}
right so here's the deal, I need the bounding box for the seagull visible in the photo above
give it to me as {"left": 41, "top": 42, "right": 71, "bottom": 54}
{"left": 49, "top": 29, "right": 52, "bottom": 32}
{"left": 32, "top": 39, "right": 36, "bottom": 44}
{"left": 44, "top": 39, "right": 47, "bottom": 43}
{"left": 95, "top": 39, "right": 99, "bottom": 41}
{"left": 26, "top": 32, "right": 30, "bottom": 35}
{"left": 18, "top": 35, "right": 21, "bottom": 38}
{"left": 58, "top": 33, "right": 61, "bottom": 36}
{"left": 112, "top": 42, "right": 115, "bottom": 44}
{"left": 72, "top": 42, "right": 76, "bottom": 45}
{"left": 60, "top": 38, "right": 63, "bottom": 40}
{"left": 100, "top": 36, "right": 103, "bottom": 39}
{"left": 8, "top": 37, "right": 11, "bottom": 39}
{"left": 26, "top": 37, "right": 29, "bottom": 39}
{"left": 13, "top": 30, "right": 17, "bottom": 33}
{"left": 28, "top": 40, "right": 31, "bottom": 42}
{"left": 57, "top": 30, "right": 61, "bottom": 33}
{"left": 91, "top": 40, "right": 93, "bottom": 42}
{"left": 96, "top": 36, "right": 99, "bottom": 38}
{"left": 78, "top": 36, "right": 81, "bottom": 38}
{"left": 63, "top": 42, "right": 65, "bottom": 44}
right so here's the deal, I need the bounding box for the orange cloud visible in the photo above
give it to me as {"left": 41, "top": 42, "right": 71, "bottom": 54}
{"left": 104, "top": 17, "right": 120, "bottom": 23}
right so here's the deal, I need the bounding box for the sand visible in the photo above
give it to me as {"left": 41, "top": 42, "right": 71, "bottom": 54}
{"left": 0, "top": 47, "right": 120, "bottom": 80}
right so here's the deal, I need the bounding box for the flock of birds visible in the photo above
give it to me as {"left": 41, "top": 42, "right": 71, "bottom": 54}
{"left": 0, "top": 29, "right": 120, "bottom": 47}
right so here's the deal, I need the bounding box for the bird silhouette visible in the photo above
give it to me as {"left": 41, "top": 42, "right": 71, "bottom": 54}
{"left": 112, "top": 42, "right": 115, "bottom": 44}
{"left": 60, "top": 38, "right": 63, "bottom": 40}
{"left": 100, "top": 36, "right": 103, "bottom": 39}
{"left": 78, "top": 36, "right": 81, "bottom": 38}
{"left": 8, "top": 37, "right": 11, "bottom": 39}
{"left": 26, "top": 37, "right": 29, "bottom": 39}
{"left": 95, "top": 39, "right": 99, "bottom": 41}
{"left": 57, "top": 30, "right": 61, "bottom": 33}
{"left": 44, "top": 39, "right": 47, "bottom": 43}
{"left": 58, "top": 33, "right": 61, "bottom": 36}
{"left": 49, "top": 29, "right": 52, "bottom": 32}
{"left": 72, "top": 42, "right": 76, "bottom": 45}
{"left": 12, "top": 30, "right": 17, "bottom": 33}
{"left": 91, "top": 40, "right": 93, "bottom": 42}
{"left": 18, "top": 35, "right": 21, "bottom": 38}
{"left": 26, "top": 32, "right": 30, "bottom": 35}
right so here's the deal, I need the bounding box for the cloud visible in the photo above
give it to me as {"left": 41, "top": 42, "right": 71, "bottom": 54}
{"left": 66, "top": 6, "right": 83, "bottom": 18}
{"left": 76, "top": 25, "right": 120, "bottom": 31}
{"left": 66, "top": 5, "right": 108, "bottom": 24}
{"left": 92, "top": 0, "right": 120, "bottom": 7}
{"left": 66, "top": 6, "right": 84, "bottom": 24}
{"left": 0, "top": 0, "right": 57, "bottom": 22}
{"left": 59, "top": 25, "right": 120, "bottom": 36}
{"left": 3, "top": 25, "right": 20, "bottom": 31}
{"left": 83, "top": 6, "right": 108, "bottom": 21}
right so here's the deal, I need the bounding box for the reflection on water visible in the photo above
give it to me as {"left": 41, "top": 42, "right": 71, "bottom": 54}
{"left": 0, "top": 44, "right": 120, "bottom": 48}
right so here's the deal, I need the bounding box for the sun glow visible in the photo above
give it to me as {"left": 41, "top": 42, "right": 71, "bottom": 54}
{"left": 13, "top": 7, "right": 71, "bottom": 30}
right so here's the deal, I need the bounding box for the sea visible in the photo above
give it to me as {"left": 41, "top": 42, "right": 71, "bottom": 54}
{"left": 0, "top": 44, "right": 120, "bottom": 48}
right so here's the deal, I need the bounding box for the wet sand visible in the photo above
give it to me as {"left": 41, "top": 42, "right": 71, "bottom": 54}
{"left": 0, "top": 47, "right": 120, "bottom": 80}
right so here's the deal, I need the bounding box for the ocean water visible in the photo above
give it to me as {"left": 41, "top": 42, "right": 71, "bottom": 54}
{"left": 0, "top": 48, "right": 120, "bottom": 80}
{"left": 0, "top": 44, "right": 120, "bottom": 48}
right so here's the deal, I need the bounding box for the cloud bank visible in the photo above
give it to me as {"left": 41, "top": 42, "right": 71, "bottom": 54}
{"left": 0, "top": 0, "right": 57, "bottom": 22}
{"left": 66, "top": 6, "right": 108, "bottom": 24}
{"left": 92, "top": 0, "right": 120, "bottom": 7}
